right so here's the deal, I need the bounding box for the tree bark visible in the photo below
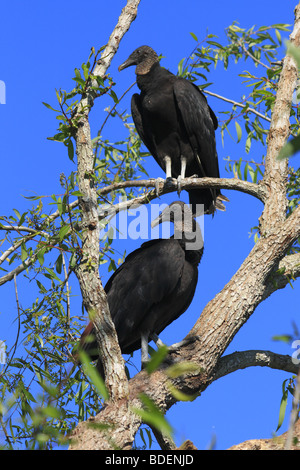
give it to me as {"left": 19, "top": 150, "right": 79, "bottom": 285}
{"left": 73, "top": 0, "right": 142, "bottom": 401}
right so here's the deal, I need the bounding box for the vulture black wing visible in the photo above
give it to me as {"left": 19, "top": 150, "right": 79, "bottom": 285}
{"left": 131, "top": 93, "right": 157, "bottom": 157}
{"left": 105, "top": 238, "right": 185, "bottom": 352}
{"left": 173, "top": 79, "right": 220, "bottom": 180}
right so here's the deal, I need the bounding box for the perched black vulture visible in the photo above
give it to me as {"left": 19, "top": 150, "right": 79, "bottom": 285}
{"left": 119, "top": 45, "right": 228, "bottom": 215}
{"left": 80, "top": 201, "right": 203, "bottom": 372}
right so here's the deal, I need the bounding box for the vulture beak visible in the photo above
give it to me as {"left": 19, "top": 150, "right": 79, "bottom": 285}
{"left": 151, "top": 204, "right": 176, "bottom": 228}
{"left": 118, "top": 58, "right": 136, "bottom": 72}
{"left": 151, "top": 212, "right": 163, "bottom": 229}
{"left": 151, "top": 201, "right": 189, "bottom": 229}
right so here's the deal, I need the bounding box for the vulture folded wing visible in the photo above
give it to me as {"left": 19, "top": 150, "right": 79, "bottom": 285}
{"left": 131, "top": 93, "right": 157, "bottom": 157}
{"left": 106, "top": 239, "right": 185, "bottom": 352}
{"left": 173, "top": 79, "right": 220, "bottom": 179}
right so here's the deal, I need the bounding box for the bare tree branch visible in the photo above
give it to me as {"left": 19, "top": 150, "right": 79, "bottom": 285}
{"left": 213, "top": 350, "right": 299, "bottom": 382}
{"left": 0, "top": 252, "right": 39, "bottom": 286}
{"left": 99, "top": 175, "right": 268, "bottom": 202}
{"left": 204, "top": 89, "right": 272, "bottom": 123}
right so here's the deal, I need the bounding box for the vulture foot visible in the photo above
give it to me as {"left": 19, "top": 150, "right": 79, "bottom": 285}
{"left": 177, "top": 175, "right": 182, "bottom": 197}
{"left": 151, "top": 333, "right": 197, "bottom": 353}
{"left": 155, "top": 177, "right": 165, "bottom": 197}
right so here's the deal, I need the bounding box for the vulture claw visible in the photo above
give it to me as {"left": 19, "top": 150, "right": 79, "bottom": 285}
{"left": 155, "top": 177, "right": 164, "bottom": 197}
{"left": 150, "top": 333, "right": 197, "bottom": 354}
{"left": 177, "top": 175, "right": 182, "bottom": 197}
{"left": 167, "top": 335, "right": 197, "bottom": 352}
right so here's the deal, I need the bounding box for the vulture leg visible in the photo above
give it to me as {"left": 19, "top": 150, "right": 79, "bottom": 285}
{"left": 177, "top": 156, "right": 187, "bottom": 196}
{"left": 164, "top": 155, "right": 172, "bottom": 179}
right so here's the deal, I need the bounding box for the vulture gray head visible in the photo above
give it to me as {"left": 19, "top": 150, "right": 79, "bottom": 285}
{"left": 151, "top": 201, "right": 204, "bottom": 252}
{"left": 118, "top": 46, "right": 159, "bottom": 75}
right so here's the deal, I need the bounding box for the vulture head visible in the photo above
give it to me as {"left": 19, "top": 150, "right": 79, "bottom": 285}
{"left": 151, "top": 201, "right": 204, "bottom": 252}
{"left": 118, "top": 45, "right": 159, "bottom": 75}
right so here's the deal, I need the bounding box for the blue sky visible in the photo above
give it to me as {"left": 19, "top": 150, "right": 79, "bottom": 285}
{"left": 0, "top": 0, "right": 299, "bottom": 450}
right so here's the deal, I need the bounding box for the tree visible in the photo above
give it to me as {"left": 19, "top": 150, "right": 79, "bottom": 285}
{"left": 1, "top": 0, "right": 300, "bottom": 450}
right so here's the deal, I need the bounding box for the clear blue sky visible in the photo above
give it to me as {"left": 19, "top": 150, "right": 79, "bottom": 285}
{"left": 0, "top": 0, "right": 299, "bottom": 450}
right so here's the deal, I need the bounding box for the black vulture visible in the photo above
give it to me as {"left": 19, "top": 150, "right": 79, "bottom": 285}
{"left": 118, "top": 45, "right": 228, "bottom": 215}
{"left": 80, "top": 201, "right": 203, "bottom": 372}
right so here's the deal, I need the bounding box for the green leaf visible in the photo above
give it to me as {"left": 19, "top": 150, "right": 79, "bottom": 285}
{"left": 132, "top": 393, "right": 173, "bottom": 438}
{"left": 73, "top": 77, "right": 86, "bottom": 87}
{"left": 37, "top": 247, "right": 46, "bottom": 266}
{"left": 59, "top": 225, "right": 70, "bottom": 241}
{"left": 42, "top": 102, "right": 60, "bottom": 112}
{"left": 82, "top": 63, "right": 90, "bottom": 80}
{"left": 177, "top": 57, "right": 185, "bottom": 76}
{"left": 55, "top": 89, "right": 62, "bottom": 104}
{"left": 44, "top": 267, "right": 60, "bottom": 282}
{"left": 21, "top": 242, "right": 28, "bottom": 262}
{"left": 13, "top": 208, "right": 21, "bottom": 220}
{"left": 74, "top": 68, "right": 82, "bottom": 79}
{"left": 277, "top": 134, "right": 300, "bottom": 160}
{"left": 41, "top": 406, "right": 61, "bottom": 419}
{"left": 110, "top": 90, "right": 119, "bottom": 104}
{"left": 235, "top": 121, "right": 242, "bottom": 143}
{"left": 166, "top": 381, "right": 197, "bottom": 402}
{"left": 275, "top": 29, "right": 282, "bottom": 45}
{"left": 47, "top": 132, "right": 65, "bottom": 142}
{"left": 276, "top": 380, "right": 289, "bottom": 432}
{"left": 244, "top": 162, "right": 249, "bottom": 181}
{"left": 166, "top": 361, "right": 201, "bottom": 378}
{"left": 190, "top": 32, "right": 198, "bottom": 42}
{"left": 78, "top": 350, "right": 109, "bottom": 401}
{"left": 272, "top": 334, "right": 293, "bottom": 344}
{"left": 55, "top": 253, "right": 63, "bottom": 274}
{"left": 67, "top": 139, "right": 74, "bottom": 161}
{"left": 146, "top": 345, "right": 169, "bottom": 374}
{"left": 245, "top": 133, "right": 252, "bottom": 154}
{"left": 286, "top": 40, "right": 300, "bottom": 69}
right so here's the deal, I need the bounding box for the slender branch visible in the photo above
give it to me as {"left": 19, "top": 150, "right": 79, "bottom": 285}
{"left": 213, "top": 350, "right": 299, "bottom": 382}
{"left": 239, "top": 41, "right": 271, "bottom": 70}
{"left": 98, "top": 81, "right": 136, "bottom": 137}
{"left": 0, "top": 237, "right": 27, "bottom": 266}
{"left": 98, "top": 176, "right": 266, "bottom": 201}
{"left": 62, "top": 253, "right": 71, "bottom": 342}
{"left": 0, "top": 253, "right": 38, "bottom": 286}
{"left": 0, "top": 225, "right": 47, "bottom": 235}
{"left": 0, "top": 414, "right": 12, "bottom": 449}
{"left": 0, "top": 275, "right": 22, "bottom": 381}
{"left": 203, "top": 89, "right": 271, "bottom": 123}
